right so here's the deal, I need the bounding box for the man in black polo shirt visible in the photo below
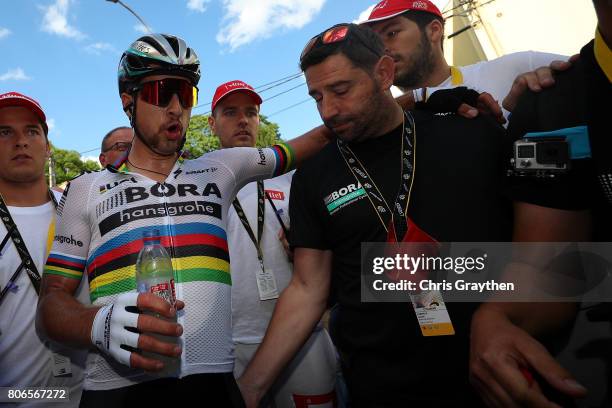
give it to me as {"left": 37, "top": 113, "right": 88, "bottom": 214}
{"left": 238, "top": 23, "right": 513, "bottom": 407}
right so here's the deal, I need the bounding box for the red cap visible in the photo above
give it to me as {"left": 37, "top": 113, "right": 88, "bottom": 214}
{"left": 0, "top": 92, "right": 48, "bottom": 134}
{"left": 365, "top": 0, "right": 443, "bottom": 24}
{"left": 211, "top": 80, "right": 263, "bottom": 113}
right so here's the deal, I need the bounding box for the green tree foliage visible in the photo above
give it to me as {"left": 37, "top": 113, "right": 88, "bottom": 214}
{"left": 48, "top": 144, "right": 101, "bottom": 185}
{"left": 184, "top": 113, "right": 283, "bottom": 158}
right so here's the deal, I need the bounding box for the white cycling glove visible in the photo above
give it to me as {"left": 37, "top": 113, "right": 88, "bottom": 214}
{"left": 91, "top": 292, "right": 140, "bottom": 367}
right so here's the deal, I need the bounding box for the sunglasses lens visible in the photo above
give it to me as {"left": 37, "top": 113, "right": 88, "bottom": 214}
{"left": 140, "top": 79, "right": 197, "bottom": 108}
{"left": 177, "top": 81, "right": 198, "bottom": 108}
{"left": 322, "top": 26, "right": 349, "bottom": 44}
{"left": 300, "top": 24, "right": 350, "bottom": 62}
{"left": 140, "top": 81, "right": 161, "bottom": 106}
{"left": 300, "top": 36, "right": 318, "bottom": 61}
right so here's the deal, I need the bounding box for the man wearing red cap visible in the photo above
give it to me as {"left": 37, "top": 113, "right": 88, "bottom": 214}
{"left": 363, "top": 0, "right": 569, "bottom": 120}
{"left": 209, "top": 80, "right": 337, "bottom": 408}
{"left": 0, "top": 92, "right": 87, "bottom": 406}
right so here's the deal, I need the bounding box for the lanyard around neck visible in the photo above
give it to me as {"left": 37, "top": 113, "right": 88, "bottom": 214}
{"left": 0, "top": 190, "right": 58, "bottom": 304}
{"left": 337, "top": 111, "right": 417, "bottom": 241}
{"left": 232, "top": 180, "right": 266, "bottom": 262}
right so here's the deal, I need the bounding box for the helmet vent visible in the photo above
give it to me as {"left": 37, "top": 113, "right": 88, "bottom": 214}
{"left": 146, "top": 37, "right": 167, "bottom": 57}
{"left": 167, "top": 36, "right": 180, "bottom": 57}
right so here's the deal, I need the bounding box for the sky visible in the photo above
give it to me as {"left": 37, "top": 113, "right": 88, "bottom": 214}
{"left": 1, "top": 0, "right": 448, "bottom": 161}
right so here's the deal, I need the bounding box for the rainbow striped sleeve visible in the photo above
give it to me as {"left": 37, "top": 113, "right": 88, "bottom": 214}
{"left": 271, "top": 142, "right": 295, "bottom": 177}
{"left": 44, "top": 252, "right": 86, "bottom": 280}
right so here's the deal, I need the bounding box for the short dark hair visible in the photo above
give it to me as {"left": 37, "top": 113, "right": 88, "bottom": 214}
{"left": 402, "top": 10, "right": 445, "bottom": 30}
{"left": 299, "top": 24, "right": 385, "bottom": 73}
{"left": 101, "top": 126, "right": 131, "bottom": 151}
{"left": 401, "top": 10, "right": 445, "bottom": 51}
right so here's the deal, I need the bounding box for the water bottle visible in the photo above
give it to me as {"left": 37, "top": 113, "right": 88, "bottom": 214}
{"left": 135, "top": 229, "right": 180, "bottom": 377}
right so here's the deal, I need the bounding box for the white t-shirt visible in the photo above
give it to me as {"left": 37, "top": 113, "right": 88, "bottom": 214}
{"left": 425, "top": 51, "right": 568, "bottom": 121}
{"left": 229, "top": 171, "right": 294, "bottom": 344}
{"left": 0, "top": 195, "right": 88, "bottom": 407}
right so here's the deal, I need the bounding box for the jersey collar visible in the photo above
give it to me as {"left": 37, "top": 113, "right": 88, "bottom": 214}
{"left": 433, "top": 66, "right": 464, "bottom": 89}
{"left": 450, "top": 66, "right": 464, "bottom": 86}
{"left": 106, "top": 149, "right": 188, "bottom": 175}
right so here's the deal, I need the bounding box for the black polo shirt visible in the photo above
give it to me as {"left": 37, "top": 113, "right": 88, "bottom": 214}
{"left": 290, "top": 110, "right": 512, "bottom": 406}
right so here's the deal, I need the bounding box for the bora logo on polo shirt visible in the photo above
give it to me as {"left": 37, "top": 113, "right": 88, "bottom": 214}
{"left": 323, "top": 182, "right": 367, "bottom": 215}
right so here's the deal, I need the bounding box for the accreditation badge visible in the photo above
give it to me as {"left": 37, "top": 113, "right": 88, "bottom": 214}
{"left": 256, "top": 261, "right": 279, "bottom": 301}
{"left": 410, "top": 291, "right": 455, "bottom": 336}
{"left": 386, "top": 217, "right": 455, "bottom": 337}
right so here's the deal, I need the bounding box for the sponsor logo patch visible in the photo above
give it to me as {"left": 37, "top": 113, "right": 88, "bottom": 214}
{"left": 99, "top": 177, "right": 138, "bottom": 194}
{"left": 124, "top": 183, "right": 222, "bottom": 204}
{"left": 185, "top": 167, "right": 218, "bottom": 175}
{"left": 98, "top": 201, "right": 222, "bottom": 236}
{"left": 257, "top": 148, "right": 267, "bottom": 166}
{"left": 323, "top": 183, "right": 367, "bottom": 215}
{"left": 54, "top": 234, "right": 84, "bottom": 247}
{"left": 265, "top": 190, "right": 285, "bottom": 200}
{"left": 413, "top": 1, "right": 429, "bottom": 10}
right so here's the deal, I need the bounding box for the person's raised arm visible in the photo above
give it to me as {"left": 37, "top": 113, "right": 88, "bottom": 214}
{"left": 400, "top": 87, "right": 505, "bottom": 124}
{"left": 284, "top": 125, "right": 333, "bottom": 168}
{"left": 503, "top": 54, "right": 579, "bottom": 112}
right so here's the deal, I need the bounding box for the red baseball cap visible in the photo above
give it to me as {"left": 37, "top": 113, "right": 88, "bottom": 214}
{"left": 211, "top": 80, "right": 263, "bottom": 113}
{"left": 364, "top": 0, "right": 443, "bottom": 24}
{"left": 0, "top": 92, "right": 48, "bottom": 134}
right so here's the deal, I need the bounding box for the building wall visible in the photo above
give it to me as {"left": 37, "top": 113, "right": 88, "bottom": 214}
{"left": 443, "top": 0, "right": 597, "bottom": 65}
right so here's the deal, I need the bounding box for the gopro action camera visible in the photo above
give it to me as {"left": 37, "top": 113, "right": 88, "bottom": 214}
{"left": 511, "top": 138, "right": 570, "bottom": 177}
